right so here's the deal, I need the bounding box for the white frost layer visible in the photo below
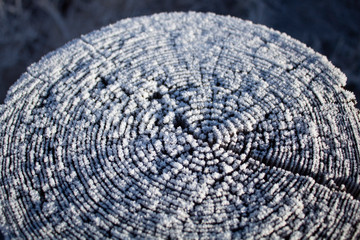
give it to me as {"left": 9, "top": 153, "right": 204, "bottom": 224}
{"left": 0, "top": 12, "right": 360, "bottom": 240}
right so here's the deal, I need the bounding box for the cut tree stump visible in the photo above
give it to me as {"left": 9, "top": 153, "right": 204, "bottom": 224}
{"left": 0, "top": 12, "right": 360, "bottom": 239}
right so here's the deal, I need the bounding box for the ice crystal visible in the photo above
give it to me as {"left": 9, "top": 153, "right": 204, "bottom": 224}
{"left": 0, "top": 11, "right": 360, "bottom": 240}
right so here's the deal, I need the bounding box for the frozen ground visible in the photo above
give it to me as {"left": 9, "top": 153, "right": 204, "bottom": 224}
{"left": 0, "top": 0, "right": 359, "bottom": 107}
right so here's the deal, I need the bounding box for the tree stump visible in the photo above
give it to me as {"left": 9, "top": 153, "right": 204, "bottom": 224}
{"left": 0, "top": 12, "right": 360, "bottom": 239}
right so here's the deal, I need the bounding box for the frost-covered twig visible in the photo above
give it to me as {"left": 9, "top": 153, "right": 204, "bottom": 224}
{"left": 0, "top": 12, "right": 360, "bottom": 239}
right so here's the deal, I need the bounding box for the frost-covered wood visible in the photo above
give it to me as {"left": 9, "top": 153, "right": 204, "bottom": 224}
{"left": 1, "top": 12, "right": 360, "bottom": 239}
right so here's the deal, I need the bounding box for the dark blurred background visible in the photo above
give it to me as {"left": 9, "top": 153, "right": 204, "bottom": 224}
{"left": 0, "top": 0, "right": 360, "bottom": 107}
{"left": 0, "top": 0, "right": 359, "bottom": 238}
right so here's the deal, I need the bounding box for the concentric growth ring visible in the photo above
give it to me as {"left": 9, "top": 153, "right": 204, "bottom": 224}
{"left": 1, "top": 12, "right": 360, "bottom": 239}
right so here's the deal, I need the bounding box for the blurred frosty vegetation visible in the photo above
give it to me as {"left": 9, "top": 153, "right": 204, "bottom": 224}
{"left": 0, "top": 0, "right": 359, "bottom": 107}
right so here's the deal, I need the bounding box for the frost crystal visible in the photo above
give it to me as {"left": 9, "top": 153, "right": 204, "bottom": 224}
{"left": 1, "top": 12, "right": 360, "bottom": 240}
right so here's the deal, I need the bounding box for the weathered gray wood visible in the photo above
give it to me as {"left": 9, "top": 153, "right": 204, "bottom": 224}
{"left": 0, "top": 12, "right": 360, "bottom": 239}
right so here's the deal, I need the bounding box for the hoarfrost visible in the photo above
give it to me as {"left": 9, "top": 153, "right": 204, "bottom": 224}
{"left": 0, "top": 11, "right": 360, "bottom": 240}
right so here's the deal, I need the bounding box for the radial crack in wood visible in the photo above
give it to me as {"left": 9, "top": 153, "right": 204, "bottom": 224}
{"left": 0, "top": 12, "right": 360, "bottom": 240}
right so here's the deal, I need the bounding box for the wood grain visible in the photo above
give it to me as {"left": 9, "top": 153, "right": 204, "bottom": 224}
{"left": 0, "top": 12, "right": 359, "bottom": 239}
